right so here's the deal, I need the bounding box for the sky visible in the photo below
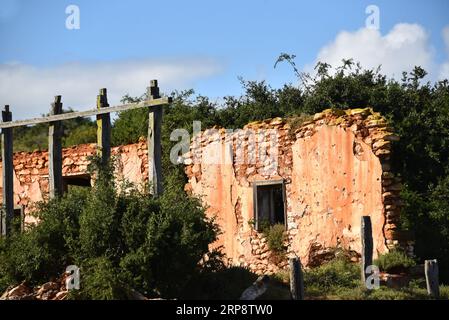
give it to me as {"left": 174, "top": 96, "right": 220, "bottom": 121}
{"left": 0, "top": 0, "right": 449, "bottom": 119}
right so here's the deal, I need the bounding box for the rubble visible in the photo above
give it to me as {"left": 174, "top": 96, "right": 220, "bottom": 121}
{"left": 0, "top": 272, "right": 70, "bottom": 300}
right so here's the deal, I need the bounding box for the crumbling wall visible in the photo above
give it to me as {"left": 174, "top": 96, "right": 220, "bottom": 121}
{"left": 184, "top": 108, "right": 405, "bottom": 274}
{"left": 0, "top": 139, "right": 149, "bottom": 225}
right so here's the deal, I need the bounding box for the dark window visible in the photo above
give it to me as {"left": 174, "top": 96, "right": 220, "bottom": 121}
{"left": 63, "top": 174, "right": 91, "bottom": 192}
{"left": 253, "top": 181, "right": 286, "bottom": 230}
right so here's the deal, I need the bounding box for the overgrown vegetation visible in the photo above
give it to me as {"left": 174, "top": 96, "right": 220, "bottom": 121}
{"left": 13, "top": 109, "right": 96, "bottom": 152}
{"left": 262, "top": 223, "right": 287, "bottom": 263}
{"left": 301, "top": 255, "right": 448, "bottom": 300}
{"left": 5, "top": 54, "right": 449, "bottom": 294}
{"left": 109, "top": 60, "right": 449, "bottom": 284}
{"left": 0, "top": 157, "right": 219, "bottom": 299}
{"left": 375, "top": 249, "right": 416, "bottom": 273}
{"left": 304, "top": 255, "right": 360, "bottom": 294}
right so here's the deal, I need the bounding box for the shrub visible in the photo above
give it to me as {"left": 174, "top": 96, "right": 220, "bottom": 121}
{"left": 264, "top": 224, "right": 286, "bottom": 254}
{"left": 0, "top": 157, "right": 219, "bottom": 299}
{"left": 71, "top": 256, "right": 128, "bottom": 300}
{"left": 365, "top": 287, "right": 428, "bottom": 300}
{"left": 374, "top": 249, "right": 416, "bottom": 273}
{"left": 0, "top": 187, "right": 88, "bottom": 291}
{"left": 304, "top": 255, "right": 360, "bottom": 293}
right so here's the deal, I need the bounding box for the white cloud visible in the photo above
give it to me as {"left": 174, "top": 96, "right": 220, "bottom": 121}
{"left": 309, "top": 23, "right": 448, "bottom": 81}
{"left": 0, "top": 58, "right": 222, "bottom": 120}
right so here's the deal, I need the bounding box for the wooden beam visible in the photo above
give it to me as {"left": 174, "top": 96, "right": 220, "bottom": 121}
{"left": 361, "top": 215, "right": 373, "bottom": 287}
{"left": 289, "top": 257, "right": 305, "bottom": 300}
{"left": 0, "top": 97, "right": 172, "bottom": 129}
{"left": 48, "top": 96, "right": 63, "bottom": 198}
{"left": 96, "top": 88, "right": 111, "bottom": 165}
{"left": 147, "top": 80, "right": 163, "bottom": 196}
{"left": 425, "top": 259, "right": 440, "bottom": 298}
{"left": 1, "top": 105, "right": 14, "bottom": 236}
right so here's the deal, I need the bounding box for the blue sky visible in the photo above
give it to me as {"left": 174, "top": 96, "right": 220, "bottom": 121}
{"left": 1, "top": 0, "right": 449, "bottom": 119}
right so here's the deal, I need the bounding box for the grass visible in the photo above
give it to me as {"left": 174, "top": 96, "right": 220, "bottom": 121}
{"left": 374, "top": 249, "right": 416, "bottom": 273}
{"left": 182, "top": 255, "right": 449, "bottom": 300}
{"left": 267, "top": 256, "right": 449, "bottom": 300}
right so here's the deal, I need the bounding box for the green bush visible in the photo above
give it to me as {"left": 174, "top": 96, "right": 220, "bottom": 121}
{"left": 365, "top": 287, "right": 428, "bottom": 300}
{"left": 304, "top": 255, "right": 360, "bottom": 293}
{"left": 0, "top": 187, "right": 87, "bottom": 291}
{"left": 0, "top": 157, "right": 218, "bottom": 299}
{"left": 440, "top": 285, "right": 449, "bottom": 300}
{"left": 71, "top": 256, "right": 128, "bottom": 300}
{"left": 264, "top": 224, "right": 287, "bottom": 254}
{"left": 374, "top": 249, "right": 416, "bottom": 273}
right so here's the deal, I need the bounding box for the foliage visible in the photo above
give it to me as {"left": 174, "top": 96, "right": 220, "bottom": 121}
{"left": 303, "top": 255, "right": 360, "bottom": 293}
{"left": 302, "top": 257, "right": 444, "bottom": 300}
{"left": 6, "top": 53, "right": 449, "bottom": 288}
{"left": 70, "top": 256, "right": 128, "bottom": 300}
{"left": 374, "top": 249, "right": 416, "bottom": 273}
{"left": 0, "top": 187, "right": 87, "bottom": 290}
{"left": 109, "top": 60, "right": 449, "bottom": 283}
{"left": 262, "top": 223, "right": 287, "bottom": 256}
{"left": 0, "top": 157, "right": 218, "bottom": 298}
{"left": 12, "top": 109, "right": 96, "bottom": 152}
{"left": 63, "top": 123, "right": 96, "bottom": 146}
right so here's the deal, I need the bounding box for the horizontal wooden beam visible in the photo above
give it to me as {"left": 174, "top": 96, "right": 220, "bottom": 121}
{"left": 0, "top": 97, "right": 172, "bottom": 129}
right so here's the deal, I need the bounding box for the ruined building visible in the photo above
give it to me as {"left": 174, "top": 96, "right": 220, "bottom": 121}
{"left": 0, "top": 108, "right": 411, "bottom": 274}
{"left": 183, "top": 108, "right": 412, "bottom": 274}
{"left": 0, "top": 139, "right": 150, "bottom": 226}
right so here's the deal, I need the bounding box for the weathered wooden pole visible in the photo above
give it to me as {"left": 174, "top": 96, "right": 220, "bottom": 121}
{"left": 289, "top": 256, "right": 305, "bottom": 300}
{"left": 1, "top": 105, "right": 14, "bottom": 237}
{"left": 361, "top": 215, "right": 373, "bottom": 287}
{"left": 96, "top": 88, "right": 111, "bottom": 166}
{"left": 425, "top": 259, "right": 440, "bottom": 298}
{"left": 147, "top": 80, "right": 163, "bottom": 196}
{"left": 48, "top": 96, "right": 63, "bottom": 198}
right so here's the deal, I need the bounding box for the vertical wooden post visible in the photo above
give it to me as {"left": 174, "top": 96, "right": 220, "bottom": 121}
{"left": 361, "top": 215, "right": 373, "bottom": 287}
{"left": 147, "top": 80, "right": 163, "bottom": 196}
{"left": 289, "top": 257, "right": 305, "bottom": 300}
{"left": 48, "top": 96, "right": 63, "bottom": 198}
{"left": 96, "top": 88, "right": 111, "bottom": 166}
{"left": 1, "top": 105, "right": 13, "bottom": 237}
{"left": 425, "top": 259, "right": 440, "bottom": 298}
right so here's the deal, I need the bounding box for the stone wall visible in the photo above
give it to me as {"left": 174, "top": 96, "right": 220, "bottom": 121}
{"left": 0, "top": 139, "right": 149, "bottom": 225}
{"left": 184, "top": 108, "right": 407, "bottom": 274}
{"left": 0, "top": 108, "right": 410, "bottom": 275}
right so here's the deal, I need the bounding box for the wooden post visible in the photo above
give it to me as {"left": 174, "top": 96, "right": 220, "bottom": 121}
{"left": 425, "top": 259, "right": 440, "bottom": 298}
{"left": 361, "top": 215, "right": 373, "bottom": 287}
{"left": 1, "top": 105, "right": 13, "bottom": 237}
{"left": 48, "top": 96, "right": 63, "bottom": 198}
{"left": 289, "top": 257, "right": 305, "bottom": 300}
{"left": 147, "top": 80, "right": 163, "bottom": 196}
{"left": 96, "top": 88, "right": 111, "bottom": 166}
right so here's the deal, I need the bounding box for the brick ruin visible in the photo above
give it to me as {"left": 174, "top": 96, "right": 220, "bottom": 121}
{"left": 0, "top": 139, "right": 149, "bottom": 225}
{"left": 0, "top": 108, "right": 412, "bottom": 275}
{"left": 183, "top": 108, "right": 412, "bottom": 274}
